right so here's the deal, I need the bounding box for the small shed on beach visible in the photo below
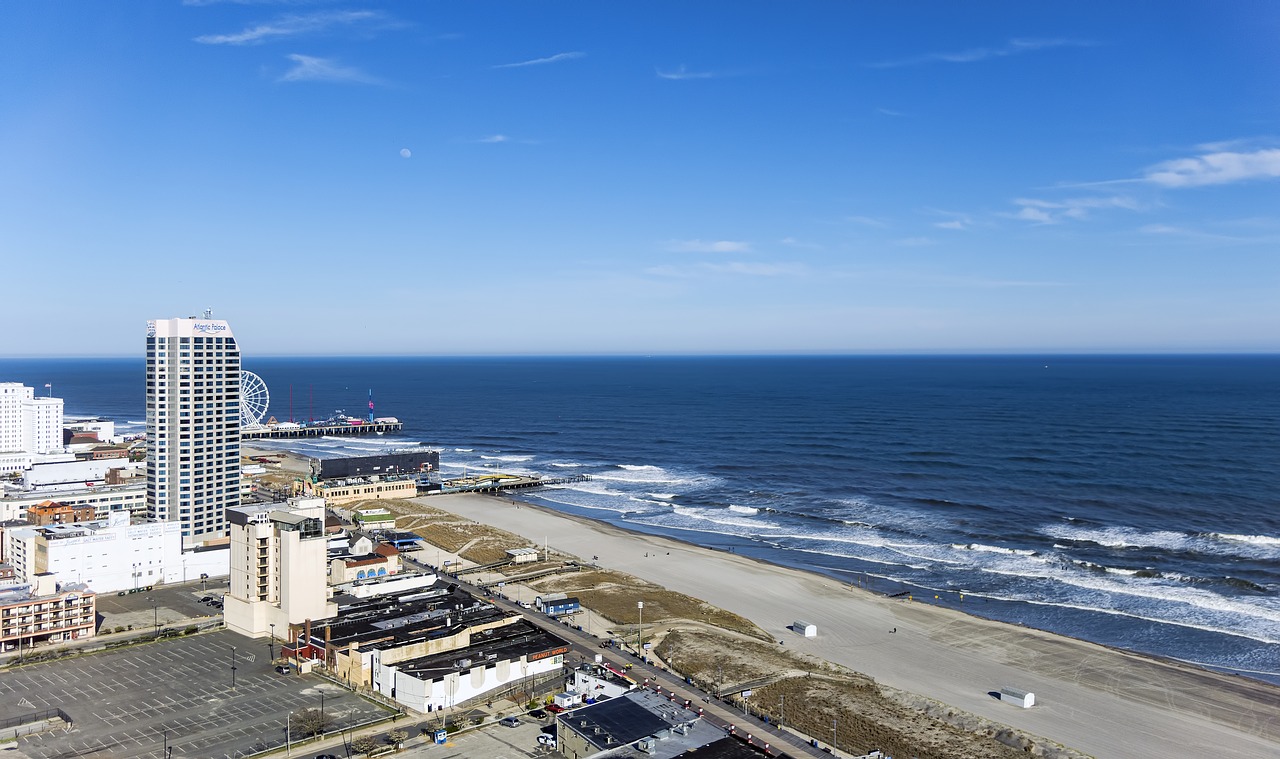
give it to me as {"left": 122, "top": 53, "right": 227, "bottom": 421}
{"left": 792, "top": 620, "right": 817, "bottom": 637}
{"left": 1000, "top": 687, "right": 1035, "bottom": 708}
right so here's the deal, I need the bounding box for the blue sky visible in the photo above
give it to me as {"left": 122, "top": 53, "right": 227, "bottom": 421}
{"left": 2, "top": 1, "right": 1278, "bottom": 356}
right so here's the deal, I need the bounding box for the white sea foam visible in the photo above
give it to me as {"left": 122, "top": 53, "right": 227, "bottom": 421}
{"left": 647, "top": 493, "right": 676, "bottom": 500}
{"left": 480, "top": 454, "right": 534, "bottom": 462}
{"left": 454, "top": 448, "right": 474, "bottom": 452}
{"left": 728, "top": 505, "right": 758, "bottom": 515}
{"left": 668, "top": 505, "right": 782, "bottom": 530}
{"left": 1212, "top": 533, "right": 1280, "bottom": 547}
{"left": 1043, "top": 523, "right": 1280, "bottom": 560}
{"left": 956, "top": 543, "right": 1037, "bottom": 557}
{"left": 550, "top": 462, "right": 584, "bottom": 468}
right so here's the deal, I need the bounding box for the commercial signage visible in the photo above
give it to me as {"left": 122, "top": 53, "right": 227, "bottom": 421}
{"left": 528, "top": 645, "right": 570, "bottom": 662}
{"left": 192, "top": 322, "right": 227, "bottom": 334}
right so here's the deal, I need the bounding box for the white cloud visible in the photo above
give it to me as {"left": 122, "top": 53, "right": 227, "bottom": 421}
{"left": 646, "top": 261, "right": 804, "bottom": 278}
{"left": 656, "top": 65, "right": 719, "bottom": 80}
{"left": 1143, "top": 148, "right": 1280, "bottom": 188}
{"left": 492, "top": 52, "right": 584, "bottom": 69}
{"left": 195, "top": 10, "right": 383, "bottom": 45}
{"left": 278, "top": 54, "right": 381, "bottom": 84}
{"left": 1010, "top": 195, "right": 1141, "bottom": 224}
{"left": 780, "top": 237, "right": 823, "bottom": 250}
{"left": 871, "top": 38, "right": 1092, "bottom": 68}
{"left": 477, "top": 134, "right": 509, "bottom": 143}
{"left": 399, "top": 148, "right": 412, "bottom": 159}
{"left": 876, "top": 107, "right": 905, "bottom": 117}
{"left": 665, "top": 239, "right": 752, "bottom": 253}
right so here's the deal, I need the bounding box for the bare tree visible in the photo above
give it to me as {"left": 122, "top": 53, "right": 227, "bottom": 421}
{"left": 351, "top": 735, "right": 380, "bottom": 755}
{"left": 289, "top": 708, "right": 332, "bottom": 738}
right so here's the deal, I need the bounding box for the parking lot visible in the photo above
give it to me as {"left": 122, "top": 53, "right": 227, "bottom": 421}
{"left": 394, "top": 714, "right": 555, "bottom": 759}
{"left": 4, "top": 629, "right": 391, "bottom": 758}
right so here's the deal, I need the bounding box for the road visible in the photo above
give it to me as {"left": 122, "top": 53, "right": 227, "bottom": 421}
{"left": 420, "top": 558, "right": 834, "bottom": 759}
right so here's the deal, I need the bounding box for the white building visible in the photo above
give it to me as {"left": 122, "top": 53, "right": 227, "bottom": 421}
{"left": 0, "top": 383, "right": 65, "bottom": 472}
{"left": 22, "top": 396, "right": 63, "bottom": 455}
{"left": 4, "top": 512, "right": 187, "bottom": 592}
{"left": 0, "top": 383, "right": 30, "bottom": 455}
{"left": 146, "top": 315, "right": 241, "bottom": 548}
{"left": 223, "top": 497, "right": 336, "bottom": 639}
{"left": 0, "top": 482, "right": 147, "bottom": 524}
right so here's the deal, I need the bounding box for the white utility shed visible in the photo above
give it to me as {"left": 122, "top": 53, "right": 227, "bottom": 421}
{"left": 792, "top": 620, "right": 817, "bottom": 637}
{"left": 1000, "top": 687, "right": 1035, "bottom": 708}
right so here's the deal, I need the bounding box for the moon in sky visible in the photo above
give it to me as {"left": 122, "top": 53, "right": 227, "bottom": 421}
{"left": 400, "top": 148, "right": 412, "bottom": 158}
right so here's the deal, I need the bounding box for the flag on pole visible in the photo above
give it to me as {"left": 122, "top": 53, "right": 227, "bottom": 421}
{"left": 44, "top": 384, "right": 51, "bottom": 388}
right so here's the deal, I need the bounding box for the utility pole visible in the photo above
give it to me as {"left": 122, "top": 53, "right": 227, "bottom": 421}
{"left": 637, "top": 601, "right": 644, "bottom": 656}
{"left": 833, "top": 717, "right": 837, "bottom": 752}
{"left": 778, "top": 694, "right": 784, "bottom": 728}
{"left": 269, "top": 623, "right": 276, "bottom": 661}
{"left": 230, "top": 646, "right": 237, "bottom": 691}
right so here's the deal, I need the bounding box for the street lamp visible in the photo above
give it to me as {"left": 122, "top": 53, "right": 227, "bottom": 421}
{"left": 231, "top": 646, "right": 238, "bottom": 690}
{"left": 269, "top": 623, "right": 276, "bottom": 661}
{"left": 150, "top": 599, "right": 159, "bottom": 641}
{"left": 637, "top": 601, "right": 644, "bottom": 657}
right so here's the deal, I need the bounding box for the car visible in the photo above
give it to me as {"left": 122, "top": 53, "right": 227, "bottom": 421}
{"left": 545, "top": 704, "right": 565, "bottom": 714}
{"left": 200, "top": 596, "right": 214, "bottom": 604}
{"left": 528, "top": 709, "right": 547, "bottom": 719}
{"left": 500, "top": 716, "right": 521, "bottom": 727}
{"left": 275, "top": 664, "right": 292, "bottom": 675}
{"left": 315, "top": 755, "right": 339, "bottom": 759}
{"left": 537, "top": 733, "right": 556, "bottom": 746}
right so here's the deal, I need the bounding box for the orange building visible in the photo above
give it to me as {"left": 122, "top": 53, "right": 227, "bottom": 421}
{"left": 27, "top": 501, "right": 97, "bottom": 526}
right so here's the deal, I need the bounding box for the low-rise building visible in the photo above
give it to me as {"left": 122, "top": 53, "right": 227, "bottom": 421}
{"left": 0, "top": 481, "right": 147, "bottom": 523}
{"left": 570, "top": 662, "right": 637, "bottom": 701}
{"left": 3, "top": 512, "right": 195, "bottom": 592}
{"left": 556, "top": 689, "right": 721, "bottom": 759}
{"left": 370, "top": 616, "right": 570, "bottom": 714}
{"left": 0, "top": 573, "right": 95, "bottom": 651}
{"left": 27, "top": 500, "right": 97, "bottom": 526}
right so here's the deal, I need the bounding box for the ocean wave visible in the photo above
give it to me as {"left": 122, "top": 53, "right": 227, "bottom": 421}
{"left": 647, "top": 493, "right": 676, "bottom": 500}
{"left": 667, "top": 505, "right": 783, "bottom": 530}
{"left": 954, "top": 543, "right": 1038, "bottom": 557}
{"left": 549, "top": 462, "right": 585, "bottom": 468}
{"left": 454, "top": 448, "right": 473, "bottom": 452}
{"left": 1043, "top": 523, "right": 1280, "bottom": 560}
{"left": 480, "top": 454, "right": 535, "bottom": 462}
{"left": 1210, "top": 533, "right": 1280, "bottom": 547}
{"left": 728, "top": 505, "right": 758, "bottom": 515}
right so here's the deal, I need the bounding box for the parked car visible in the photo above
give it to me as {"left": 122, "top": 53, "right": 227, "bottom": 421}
{"left": 545, "top": 704, "right": 565, "bottom": 714}
{"left": 537, "top": 733, "right": 556, "bottom": 747}
{"left": 528, "top": 709, "right": 548, "bottom": 719}
{"left": 275, "top": 664, "right": 292, "bottom": 675}
{"left": 500, "top": 716, "right": 521, "bottom": 727}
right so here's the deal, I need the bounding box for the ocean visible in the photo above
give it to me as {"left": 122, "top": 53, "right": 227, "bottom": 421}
{"left": 5, "top": 354, "right": 1279, "bottom": 684}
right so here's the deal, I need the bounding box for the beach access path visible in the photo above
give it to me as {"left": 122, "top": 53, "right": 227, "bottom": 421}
{"left": 421, "top": 493, "right": 1280, "bottom": 759}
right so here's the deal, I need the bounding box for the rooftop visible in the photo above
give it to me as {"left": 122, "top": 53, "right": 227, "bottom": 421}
{"left": 390, "top": 617, "right": 570, "bottom": 681}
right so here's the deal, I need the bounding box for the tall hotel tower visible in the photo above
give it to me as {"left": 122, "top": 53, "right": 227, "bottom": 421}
{"left": 146, "top": 315, "right": 241, "bottom": 548}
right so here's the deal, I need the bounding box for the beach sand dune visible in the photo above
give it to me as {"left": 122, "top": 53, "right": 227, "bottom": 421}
{"left": 422, "top": 492, "right": 1280, "bottom": 759}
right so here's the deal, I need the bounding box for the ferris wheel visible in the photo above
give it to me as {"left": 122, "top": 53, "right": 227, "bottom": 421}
{"left": 239, "top": 370, "right": 270, "bottom": 427}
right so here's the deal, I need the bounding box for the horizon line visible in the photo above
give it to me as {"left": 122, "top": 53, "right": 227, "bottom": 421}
{"left": 2, "top": 350, "right": 1278, "bottom": 361}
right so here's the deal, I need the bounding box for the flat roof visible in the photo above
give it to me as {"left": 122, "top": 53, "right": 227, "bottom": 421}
{"left": 391, "top": 618, "right": 570, "bottom": 682}
{"left": 559, "top": 690, "right": 702, "bottom": 751}
{"left": 305, "top": 583, "right": 510, "bottom": 651}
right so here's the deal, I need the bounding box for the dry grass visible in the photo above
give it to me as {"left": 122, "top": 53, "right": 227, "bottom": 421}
{"left": 533, "top": 570, "right": 769, "bottom": 641}
{"left": 655, "top": 629, "right": 1087, "bottom": 759}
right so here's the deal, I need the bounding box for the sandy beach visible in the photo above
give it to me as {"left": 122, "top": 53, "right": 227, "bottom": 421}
{"left": 420, "top": 491, "right": 1280, "bottom": 759}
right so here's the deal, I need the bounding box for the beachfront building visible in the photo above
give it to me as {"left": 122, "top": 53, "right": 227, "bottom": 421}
{"left": 555, "top": 689, "right": 719, "bottom": 759}
{"left": 2, "top": 512, "right": 195, "bottom": 592}
{"left": 570, "top": 662, "right": 637, "bottom": 701}
{"left": 371, "top": 617, "right": 570, "bottom": 714}
{"left": 223, "top": 497, "right": 335, "bottom": 639}
{"left": 145, "top": 314, "right": 241, "bottom": 548}
{"left": 0, "top": 573, "right": 96, "bottom": 652}
{"left": 0, "top": 382, "right": 65, "bottom": 473}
